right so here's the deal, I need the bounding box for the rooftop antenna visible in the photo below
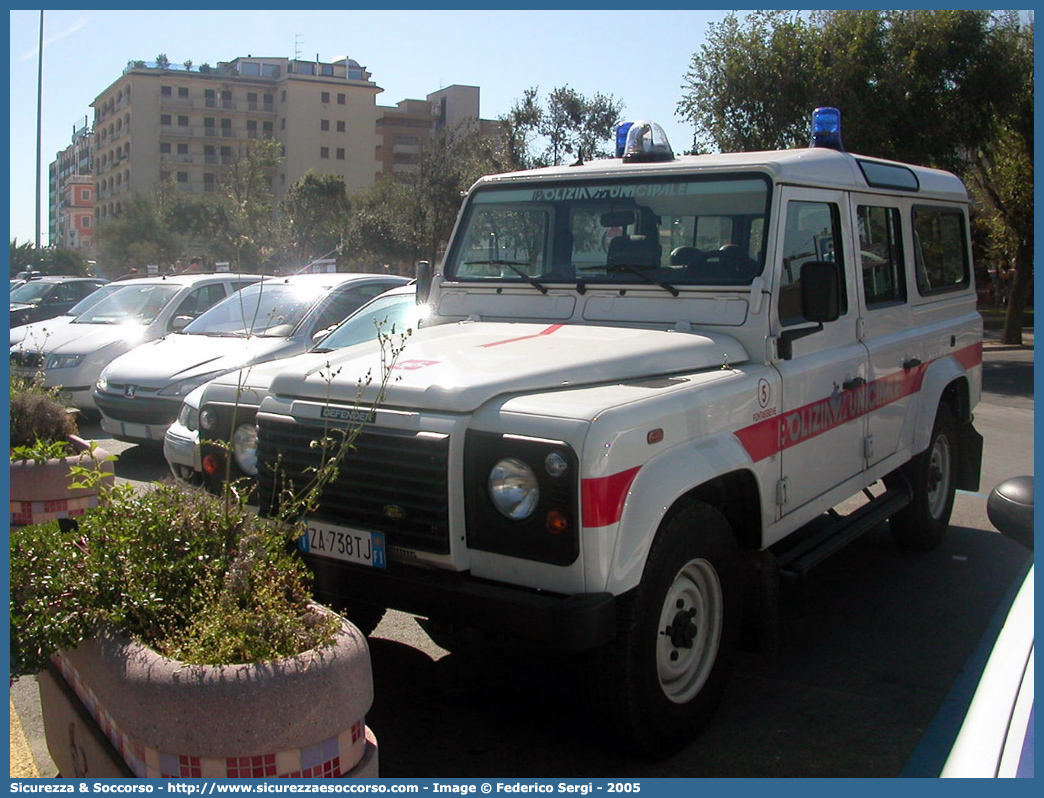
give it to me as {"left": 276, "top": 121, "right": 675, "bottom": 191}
{"left": 294, "top": 34, "right": 302, "bottom": 60}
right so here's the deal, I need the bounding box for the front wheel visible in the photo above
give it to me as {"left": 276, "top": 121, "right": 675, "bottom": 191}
{"left": 885, "top": 404, "right": 957, "bottom": 551}
{"left": 588, "top": 502, "right": 743, "bottom": 758}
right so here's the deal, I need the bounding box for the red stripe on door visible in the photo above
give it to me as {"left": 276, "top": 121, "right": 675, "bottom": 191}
{"left": 735, "top": 342, "right": 982, "bottom": 463}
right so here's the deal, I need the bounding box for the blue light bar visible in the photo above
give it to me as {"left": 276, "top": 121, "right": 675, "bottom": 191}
{"left": 811, "top": 107, "right": 843, "bottom": 151}
{"left": 615, "top": 122, "right": 634, "bottom": 158}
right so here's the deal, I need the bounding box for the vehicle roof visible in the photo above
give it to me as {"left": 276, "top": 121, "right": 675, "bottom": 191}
{"left": 250, "top": 272, "right": 407, "bottom": 288}
{"left": 20, "top": 275, "right": 108, "bottom": 283}
{"left": 476, "top": 146, "right": 969, "bottom": 202}
{"left": 109, "top": 272, "right": 262, "bottom": 287}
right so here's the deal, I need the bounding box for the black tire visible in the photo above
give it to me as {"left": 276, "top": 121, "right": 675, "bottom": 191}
{"left": 885, "top": 404, "right": 957, "bottom": 551}
{"left": 588, "top": 502, "right": 743, "bottom": 758}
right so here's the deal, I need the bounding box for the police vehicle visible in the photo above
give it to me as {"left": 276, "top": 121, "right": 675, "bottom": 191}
{"left": 254, "top": 109, "right": 983, "bottom": 756}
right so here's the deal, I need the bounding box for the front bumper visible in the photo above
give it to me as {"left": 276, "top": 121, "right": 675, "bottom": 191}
{"left": 302, "top": 554, "right": 617, "bottom": 651}
{"left": 95, "top": 391, "right": 181, "bottom": 443}
{"left": 163, "top": 421, "right": 202, "bottom": 480}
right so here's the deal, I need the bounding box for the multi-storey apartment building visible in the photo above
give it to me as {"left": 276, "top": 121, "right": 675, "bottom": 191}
{"left": 77, "top": 54, "right": 496, "bottom": 240}
{"left": 90, "top": 55, "right": 382, "bottom": 226}
{"left": 47, "top": 118, "right": 94, "bottom": 250}
{"left": 377, "top": 85, "right": 484, "bottom": 175}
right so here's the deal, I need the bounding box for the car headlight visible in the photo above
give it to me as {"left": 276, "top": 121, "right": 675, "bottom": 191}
{"left": 158, "top": 371, "right": 224, "bottom": 397}
{"left": 488, "top": 457, "right": 540, "bottom": 520}
{"left": 232, "top": 423, "right": 259, "bottom": 476}
{"left": 177, "top": 403, "right": 200, "bottom": 432}
{"left": 46, "top": 353, "right": 84, "bottom": 369}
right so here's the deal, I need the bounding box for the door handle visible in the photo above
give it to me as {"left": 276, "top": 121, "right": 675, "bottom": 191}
{"left": 903, "top": 357, "right": 922, "bottom": 372}
{"left": 842, "top": 377, "right": 866, "bottom": 391}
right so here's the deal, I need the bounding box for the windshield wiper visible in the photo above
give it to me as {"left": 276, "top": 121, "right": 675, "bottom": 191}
{"left": 581, "top": 264, "right": 680, "bottom": 297}
{"left": 464, "top": 260, "right": 548, "bottom": 294}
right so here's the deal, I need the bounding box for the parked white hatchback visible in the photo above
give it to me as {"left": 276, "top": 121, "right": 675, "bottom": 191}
{"left": 10, "top": 273, "right": 260, "bottom": 411}
{"left": 95, "top": 272, "right": 410, "bottom": 444}
{"left": 164, "top": 283, "right": 422, "bottom": 488}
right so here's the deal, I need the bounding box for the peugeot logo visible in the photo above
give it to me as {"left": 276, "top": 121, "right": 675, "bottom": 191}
{"left": 383, "top": 505, "right": 406, "bottom": 521}
{"left": 124, "top": 385, "right": 138, "bottom": 398}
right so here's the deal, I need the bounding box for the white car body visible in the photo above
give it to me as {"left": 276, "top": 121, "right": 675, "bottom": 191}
{"left": 94, "top": 273, "right": 408, "bottom": 443}
{"left": 164, "top": 283, "right": 422, "bottom": 483}
{"left": 10, "top": 273, "right": 260, "bottom": 410}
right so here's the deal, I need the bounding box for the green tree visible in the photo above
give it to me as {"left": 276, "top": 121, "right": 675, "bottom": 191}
{"left": 964, "top": 15, "right": 1034, "bottom": 344}
{"left": 93, "top": 192, "right": 185, "bottom": 277}
{"left": 679, "top": 10, "right": 1020, "bottom": 168}
{"left": 344, "top": 121, "right": 514, "bottom": 270}
{"left": 503, "top": 85, "right": 624, "bottom": 167}
{"left": 9, "top": 240, "right": 90, "bottom": 277}
{"left": 281, "top": 171, "right": 352, "bottom": 264}
{"left": 202, "top": 138, "right": 286, "bottom": 270}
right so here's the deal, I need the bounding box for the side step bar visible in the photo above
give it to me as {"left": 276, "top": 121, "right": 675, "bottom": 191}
{"left": 776, "top": 488, "right": 911, "bottom": 582}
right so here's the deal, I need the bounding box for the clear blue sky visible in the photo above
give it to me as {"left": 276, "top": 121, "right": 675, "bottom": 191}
{"left": 8, "top": 8, "right": 734, "bottom": 248}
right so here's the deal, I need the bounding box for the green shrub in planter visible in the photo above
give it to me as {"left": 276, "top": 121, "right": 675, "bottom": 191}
{"left": 10, "top": 479, "right": 341, "bottom": 679}
{"left": 10, "top": 373, "right": 78, "bottom": 455}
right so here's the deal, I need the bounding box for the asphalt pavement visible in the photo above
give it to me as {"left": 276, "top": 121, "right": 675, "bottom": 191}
{"left": 10, "top": 327, "right": 1033, "bottom": 778}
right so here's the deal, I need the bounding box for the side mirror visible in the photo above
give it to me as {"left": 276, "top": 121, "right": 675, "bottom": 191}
{"left": 170, "top": 315, "right": 193, "bottom": 331}
{"left": 415, "top": 260, "right": 432, "bottom": 305}
{"left": 987, "top": 476, "right": 1034, "bottom": 552}
{"left": 800, "top": 260, "right": 841, "bottom": 323}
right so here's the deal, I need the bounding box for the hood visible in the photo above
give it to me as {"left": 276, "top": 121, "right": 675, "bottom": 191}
{"left": 199, "top": 349, "right": 332, "bottom": 407}
{"left": 268, "top": 321, "right": 749, "bottom": 413}
{"left": 24, "top": 320, "right": 155, "bottom": 355}
{"left": 100, "top": 333, "right": 300, "bottom": 389}
{"left": 10, "top": 315, "right": 75, "bottom": 347}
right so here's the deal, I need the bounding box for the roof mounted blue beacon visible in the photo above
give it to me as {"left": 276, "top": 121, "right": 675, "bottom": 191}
{"left": 811, "top": 107, "right": 843, "bottom": 151}
{"left": 618, "top": 120, "right": 674, "bottom": 163}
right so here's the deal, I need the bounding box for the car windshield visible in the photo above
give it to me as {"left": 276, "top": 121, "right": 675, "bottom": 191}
{"left": 10, "top": 281, "right": 54, "bottom": 304}
{"left": 444, "top": 175, "right": 771, "bottom": 289}
{"left": 73, "top": 284, "right": 181, "bottom": 325}
{"left": 182, "top": 282, "right": 325, "bottom": 337}
{"left": 65, "top": 284, "right": 120, "bottom": 316}
{"left": 315, "top": 293, "right": 425, "bottom": 351}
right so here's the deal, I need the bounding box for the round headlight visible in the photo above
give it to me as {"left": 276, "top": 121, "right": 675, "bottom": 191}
{"left": 232, "top": 423, "right": 258, "bottom": 476}
{"left": 199, "top": 407, "right": 218, "bottom": 432}
{"left": 488, "top": 457, "right": 539, "bottom": 520}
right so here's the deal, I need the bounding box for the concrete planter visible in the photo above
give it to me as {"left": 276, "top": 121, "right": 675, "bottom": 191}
{"left": 10, "top": 435, "right": 114, "bottom": 527}
{"left": 42, "top": 611, "right": 378, "bottom": 778}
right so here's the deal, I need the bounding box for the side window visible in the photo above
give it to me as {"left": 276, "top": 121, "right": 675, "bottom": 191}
{"left": 778, "top": 201, "right": 845, "bottom": 325}
{"left": 912, "top": 206, "right": 970, "bottom": 294}
{"left": 310, "top": 287, "right": 380, "bottom": 334}
{"left": 858, "top": 205, "right": 906, "bottom": 307}
{"left": 172, "top": 285, "right": 224, "bottom": 324}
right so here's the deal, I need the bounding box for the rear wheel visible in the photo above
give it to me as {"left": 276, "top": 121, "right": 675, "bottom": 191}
{"left": 886, "top": 404, "right": 957, "bottom": 551}
{"left": 589, "top": 502, "right": 743, "bottom": 757}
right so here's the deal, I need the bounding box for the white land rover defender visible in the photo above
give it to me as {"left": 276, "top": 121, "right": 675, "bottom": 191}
{"left": 255, "top": 110, "right": 983, "bottom": 756}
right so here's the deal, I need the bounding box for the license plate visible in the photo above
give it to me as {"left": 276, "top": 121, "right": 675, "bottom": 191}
{"left": 298, "top": 520, "right": 386, "bottom": 569}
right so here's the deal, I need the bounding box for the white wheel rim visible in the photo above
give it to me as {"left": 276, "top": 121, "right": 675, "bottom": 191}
{"left": 927, "top": 432, "right": 952, "bottom": 519}
{"left": 656, "top": 557, "right": 723, "bottom": 704}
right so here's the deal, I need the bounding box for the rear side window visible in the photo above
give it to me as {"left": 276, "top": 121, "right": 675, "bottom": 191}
{"left": 857, "top": 206, "right": 906, "bottom": 307}
{"left": 912, "top": 207, "right": 970, "bottom": 295}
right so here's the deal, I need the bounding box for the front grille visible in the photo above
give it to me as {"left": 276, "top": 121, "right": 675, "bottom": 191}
{"left": 94, "top": 392, "right": 180, "bottom": 425}
{"left": 11, "top": 351, "right": 45, "bottom": 369}
{"left": 257, "top": 415, "right": 451, "bottom": 554}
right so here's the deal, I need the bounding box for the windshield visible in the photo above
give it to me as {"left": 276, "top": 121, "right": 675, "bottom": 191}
{"left": 66, "top": 284, "right": 120, "bottom": 316}
{"left": 316, "top": 292, "right": 425, "bottom": 351}
{"left": 445, "top": 176, "right": 770, "bottom": 289}
{"left": 74, "top": 284, "right": 181, "bottom": 325}
{"left": 10, "top": 281, "right": 54, "bottom": 304}
{"left": 183, "top": 282, "right": 325, "bottom": 337}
